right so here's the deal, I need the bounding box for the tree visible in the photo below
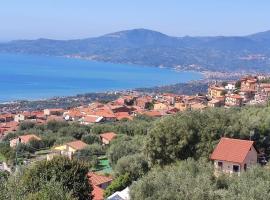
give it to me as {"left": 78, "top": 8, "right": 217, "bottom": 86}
{"left": 19, "top": 121, "right": 36, "bottom": 131}
{"left": 74, "top": 144, "right": 104, "bottom": 167}
{"left": 82, "top": 134, "right": 100, "bottom": 145}
{"left": 114, "top": 154, "right": 149, "bottom": 181}
{"left": 107, "top": 135, "right": 144, "bottom": 166}
{"left": 26, "top": 179, "right": 76, "bottom": 200}
{"left": 130, "top": 159, "right": 221, "bottom": 200}
{"left": 20, "top": 156, "right": 92, "bottom": 200}
{"left": 104, "top": 173, "right": 131, "bottom": 198}
{"left": 145, "top": 114, "right": 198, "bottom": 166}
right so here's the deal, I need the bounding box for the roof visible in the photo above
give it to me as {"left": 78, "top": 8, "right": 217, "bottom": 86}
{"left": 92, "top": 185, "right": 104, "bottom": 200}
{"left": 210, "top": 86, "right": 225, "bottom": 91}
{"left": 88, "top": 172, "right": 113, "bottom": 186}
{"left": 66, "top": 140, "right": 88, "bottom": 150}
{"left": 115, "top": 112, "right": 133, "bottom": 120}
{"left": 100, "top": 132, "right": 117, "bottom": 142}
{"left": 83, "top": 115, "right": 104, "bottom": 123}
{"left": 143, "top": 110, "right": 162, "bottom": 117}
{"left": 19, "top": 134, "right": 41, "bottom": 143}
{"left": 227, "top": 94, "right": 243, "bottom": 99}
{"left": 107, "top": 187, "right": 130, "bottom": 200}
{"left": 210, "top": 137, "right": 255, "bottom": 163}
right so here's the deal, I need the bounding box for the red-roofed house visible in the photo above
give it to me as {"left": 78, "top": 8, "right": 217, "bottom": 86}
{"left": 92, "top": 185, "right": 104, "bottom": 200}
{"left": 10, "top": 134, "right": 41, "bottom": 148}
{"left": 51, "top": 140, "right": 88, "bottom": 159}
{"left": 88, "top": 172, "right": 113, "bottom": 200}
{"left": 100, "top": 132, "right": 117, "bottom": 145}
{"left": 210, "top": 137, "right": 258, "bottom": 174}
{"left": 225, "top": 94, "right": 243, "bottom": 107}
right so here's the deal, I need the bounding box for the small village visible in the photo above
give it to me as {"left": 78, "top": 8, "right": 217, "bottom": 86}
{"left": 0, "top": 75, "right": 270, "bottom": 200}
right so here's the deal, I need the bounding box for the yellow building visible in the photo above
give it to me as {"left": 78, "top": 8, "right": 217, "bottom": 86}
{"left": 153, "top": 102, "right": 168, "bottom": 110}
{"left": 51, "top": 140, "right": 88, "bottom": 159}
{"left": 174, "top": 102, "right": 190, "bottom": 111}
{"left": 208, "top": 86, "right": 225, "bottom": 99}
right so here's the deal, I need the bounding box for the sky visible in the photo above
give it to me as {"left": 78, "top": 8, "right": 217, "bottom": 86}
{"left": 0, "top": 0, "right": 270, "bottom": 41}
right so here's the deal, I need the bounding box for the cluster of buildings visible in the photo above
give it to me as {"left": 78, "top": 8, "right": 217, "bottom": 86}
{"left": 208, "top": 75, "right": 270, "bottom": 107}
{"left": 1, "top": 75, "right": 270, "bottom": 141}
{"left": 1, "top": 76, "right": 269, "bottom": 199}
{"left": 8, "top": 131, "right": 120, "bottom": 200}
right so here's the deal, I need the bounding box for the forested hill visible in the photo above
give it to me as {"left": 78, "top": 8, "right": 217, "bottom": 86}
{"left": 1, "top": 29, "right": 270, "bottom": 72}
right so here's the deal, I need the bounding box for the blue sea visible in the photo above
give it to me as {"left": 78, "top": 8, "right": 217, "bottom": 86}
{"left": 0, "top": 53, "right": 202, "bottom": 102}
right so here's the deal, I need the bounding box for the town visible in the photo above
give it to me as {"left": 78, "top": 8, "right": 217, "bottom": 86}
{"left": 1, "top": 74, "right": 270, "bottom": 200}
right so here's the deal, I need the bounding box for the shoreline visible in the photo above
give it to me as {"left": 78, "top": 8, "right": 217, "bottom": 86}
{"left": 0, "top": 69, "right": 241, "bottom": 105}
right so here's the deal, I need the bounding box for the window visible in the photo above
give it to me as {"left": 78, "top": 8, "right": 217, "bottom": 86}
{"left": 244, "top": 164, "right": 247, "bottom": 171}
{"left": 217, "top": 161, "right": 223, "bottom": 169}
{"left": 233, "top": 165, "right": 240, "bottom": 172}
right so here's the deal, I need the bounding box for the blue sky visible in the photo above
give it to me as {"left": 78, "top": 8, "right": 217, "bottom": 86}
{"left": 0, "top": 0, "right": 270, "bottom": 40}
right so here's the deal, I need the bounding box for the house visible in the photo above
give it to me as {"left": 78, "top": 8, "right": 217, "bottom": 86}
{"left": 10, "top": 134, "right": 41, "bottom": 148}
{"left": 0, "top": 114, "right": 14, "bottom": 123}
{"left": 239, "top": 88, "right": 256, "bottom": 102}
{"left": 162, "top": 93, "right": 177, "bottom": 105}
{"left": 100, "top": 132, "right": 117, "bottom": 145}
{"left": 210, "top": 137, "right": 258, "bottom": 175}
{"left": 14, "top": 113, "right": 26, "bottom": 122}
{"left": 53, "top": 140, "right": 88, "bottom": 159}
{"left": 88, "top": 172, "right": 113, "bottom": 200}
{"left": 241, "top": 77, "right": 258, "bottom": 90}
{"left": 14, "top": 112, "right": 37, "bottom": 123}
{"left": 107, "top": 187, "right": 130, "bottom": 200}
{"left": 153, "top": 102, "right": 168, "bottom": 110}
{"left": 142, "top": 110, "right": 163, "bottom": 118}
{"left": 115, "top": 112, "right": 133, "bottom": 121}
{"left": 208, "top": 86, "right": 226, "bottom": 99}
{"left": 80, "top": 115, "right": 104, "bottom": 125}
{"left": 44, "top": 108, "right": 65, "bottom": 116}
{"left": 174, "top": 102, "right": 190, "bottom": 111}
{"left": 208, "top": 99, "right": 223, "bottom": 108}
{"left": 225, "top": 94, "right": 243, "bottom": 107}
{"left": 135, "top": 96, "right": 153, "bottom": 109}
{"left": 190, "top": 103, "right": 207, "bottom": 110}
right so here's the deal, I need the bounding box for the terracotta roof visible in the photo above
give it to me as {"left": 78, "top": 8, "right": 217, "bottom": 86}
{"left": 92, "top": 185, "right": 104, "bottom": 200}
{"left": 88, "top": 172, "right": 113, "bottom": 187}
{"left": 46, "top": 108, "right": 64, "bottom": 112}
{"left": 83, "top": 115, "right": 103, "bottom": 123}
{"left": 115, "top": 112, "right": 133, "bottom": 120}
{"left": 260, "top": 83, "right": 270, "bottom": 88}
{"left": 240, "top": 88, "right": 256, "bottom": 92}
{"left": 100, "top": 132, "right": 117, "bottom": 142}
{"left": 227, "top": 94, "right": 243, "bottom": 99}
{"left": 143, "top": 110, "right": 162, "bottom": 117}
{"left": 210, "top": 137, "right": 254, "bottom": 163}
{"left": 66, "top": 140, "right": 88, "bottom": 150}
{"left": 19, "top": 134, "right": 41, "bottom": 143}
{"left": 210, "top": 86, "right": 225, "bottom": 91}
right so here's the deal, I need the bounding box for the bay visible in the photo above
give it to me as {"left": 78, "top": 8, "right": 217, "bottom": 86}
{"left": 0, "top": 53, "right": 203, "bottom": 102}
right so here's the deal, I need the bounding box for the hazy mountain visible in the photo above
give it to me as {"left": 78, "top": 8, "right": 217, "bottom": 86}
{"left": 1, "top": 28, "right": 270, "bottom": 72}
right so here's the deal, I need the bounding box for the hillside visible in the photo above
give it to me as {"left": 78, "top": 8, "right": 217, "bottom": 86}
{"left": 1, "top": 29, "right": 270, "bottom": 72}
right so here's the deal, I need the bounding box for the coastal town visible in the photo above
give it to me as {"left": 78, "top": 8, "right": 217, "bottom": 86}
{"left": 1, "top": 74, "right": 270, "bottom": 137}
{"left": 0, "top": 74, "right": 270, "bottom": 199}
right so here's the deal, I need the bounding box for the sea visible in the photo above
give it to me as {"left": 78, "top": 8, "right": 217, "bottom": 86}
{"left": 0, "top": 53, "right": 203, "bottom": 102}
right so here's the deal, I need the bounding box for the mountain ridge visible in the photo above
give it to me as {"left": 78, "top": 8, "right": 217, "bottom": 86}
{"left": 1, "top": 28, "right": 270, "bottom": 72}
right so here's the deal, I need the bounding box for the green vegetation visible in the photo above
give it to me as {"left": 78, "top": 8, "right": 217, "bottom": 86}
{"left": 2, "top": 105, "right": 270, "bottom": 199}
{"left": 130, "top": 159, "right": 270, "bottom": 200}
{"left": 0, "top": 156, "right": 91, "bottom": 200}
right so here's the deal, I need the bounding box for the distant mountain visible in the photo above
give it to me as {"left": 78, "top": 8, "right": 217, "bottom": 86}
{"left": 1, "top": 28, "right": 270, "bottom": 72}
